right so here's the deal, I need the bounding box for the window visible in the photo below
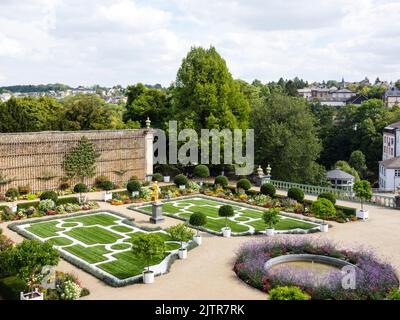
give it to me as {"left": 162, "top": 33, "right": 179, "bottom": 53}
{"left": 395, "top": 169, "right": 400, "bottom": 177}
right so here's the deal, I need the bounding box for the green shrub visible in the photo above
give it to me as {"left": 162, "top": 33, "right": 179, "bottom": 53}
{"left": 214, "top": 175, "right": 229, "bottom": 188}
{"left": 311, "top": 198, "right": 336, "bottom": 222}
{"left": 287, "top": 187, "right": 304, "bottom": 202}
{"left": 189, "top": 212, "right": 208, "bottom": 234}
{"left": 269, "top": 286, "right": 311, "bottom": 300}
{"left": 166, "top": 223, "right": 195, "bottom": 248}
{"left": 218, "top": 205, "right": 234, "bottom": 228}
{"left": 0, "top": 276, "right": 28, "bottom": 300}
{"left": 193, "top": 165, "right": 210, "bottom": 178}
{"left": 335, "top": 205, "right": 356, "bottom": 216}
{"left": 260, "top": 183, "right": 276, "bottom": 197}
{"left": 387, "top": 288, "right": 400, "bottom": 300}
{"left": 262, "top": 208, "right": 280, "bottom": 228}
{"left": 127, "top": 180, "right": 141, "bottom": 193}
{"left": 40, "top": 190, "right": 58, "bottom": 203}
{"left": 95, "top": 175, "right": 109, "bottom": 188}
{"left": 5, "top": 188, "right": 19, "bottom": 199}
{"left": 131, "top": 233, "right": 166, "bottom": 271}
{"left": 18, "top": 185, "right": 31, "bottom": 195}
{"left": 236, "top": 178, "right": 252, "bottom": 191}
{"left": 73, "top": 183, "right": 88, "bottom": 194}
{"left": 152, "top": 173, "right": 163, "bottom": 182}
{"left": 174, "top": 174, "right": 188, "bottom": 187}
{"left": 98, "top": 180, "right": 115, "bottom": 191}
{"left": 59, "top": 181, "right": 70, "bottom": 190}
{"left": 318, "top": 192, "right": 336, "bottom": 205}
{"left": 1, "top": 207, "right": 15, "bottom": 221}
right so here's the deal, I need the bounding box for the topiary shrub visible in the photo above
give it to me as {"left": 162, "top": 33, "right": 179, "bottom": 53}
{"left": 40, "top": 190, "right": 58, "bottom": 203}
{"left": 311, "top": 198, "right": 336, "bottom": 223}
{"left": 152, "top": 173, "right": 163, "bottom": 182}
{"left": 218, "top": 205, "right": 235, "bottom": 228}
{"left": 193, "top": 165, "right": 210, "bottom": 179}
{"left": 98, "top": 180, "right": 115, "bottom": 191}
{"left": 269, "top": 286, "right": 311, "bottom": 300}
{"left": 73, "top": 183, "right": 88, "bottom": 194}
{"left": 5, "top": 188, "right": 19, "bottom": 199}
{"left": 318, "top": 192, "right": 336, "bottom": 205}
{"left": 236, "top": 178, "right": 252, "bottom": 191}
{"left": 189, "top": 212, "right": 208, "bottom": 235}
{"left": 287, "top": 187, "right": 304, "bottom": 202}
{"left": 127, "top": 180, "right": 141, "bottom": 193}
{"left": 95, "top": 175, "right": 109, "bottom": 188}
{"left": 260, "top": 183, "right": 276, "bottom": 197}
{"left": 174, "top": 174, "right": 188, "bottom": 187}
{"left": 214, "top": 175, "right": 229, "bottom": 188}
{"left": 262, "top": 208, "right": 280, "bottom": 229}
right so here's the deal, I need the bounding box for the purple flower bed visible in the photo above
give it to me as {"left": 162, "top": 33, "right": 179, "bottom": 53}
{"left": 234, "top": 236, "right": 399, "bottom": 300}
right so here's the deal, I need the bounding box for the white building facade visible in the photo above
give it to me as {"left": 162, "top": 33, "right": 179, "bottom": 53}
{"left": 379, "top": 121, "right": 400, "bottom": 191}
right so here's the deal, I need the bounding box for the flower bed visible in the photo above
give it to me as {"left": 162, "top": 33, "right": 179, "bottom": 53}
{"left": 234, "top": 236, "right": 399, "bottom": 300}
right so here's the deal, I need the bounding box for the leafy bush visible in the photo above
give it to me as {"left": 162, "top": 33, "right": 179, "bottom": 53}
{"left": 18, "top": 185, "right": 31, "bottom": 195}
{"left": 318, "top": 192, "right": 336, "bottom": 205}
{"left": 311, "top": 198, "right": 336, "bottom": 222}
{"left": 0, "top": 276, "right": 28, "bottom": 300}
{"left": 98, "top": 180, "right": 115, "bottom": 191}
{"left": 40, "top": 190, "right": 58, "bottom": 203}
{"left": 335, "top": 205, "right": 356, "bottom": 216}
{"left": 95, "top": 175, "right": 109, "bottom": 188}
{"left": 127, "top": 180, "right": 141, "bottom": 193}
{"left": 166, "top": 223, "right": 195, "bottom": 248}
{"left": 262, "top": 208, "right": 280, "bottom": 228}
{"left": 174, "top": 174, "right": 188, "bottom": 187}
{"left": 152, "top": 173, "right": 163, "bottom": 182}
{"left": 269, "top": 286, "right": 311, "bottom": 300}
{"left": 218, "top": 205, "right": 234, "bottom": 228}
{"left": 1, "top": 207, "right": 15, "bottom": 222}
{"left": 260, "top": 183, "right": 276, "bottom": 197}
{"left": 189, "top": 212, "right": 208, "bottom": 233}
{"left": 387, "top": 288, "right": 400, "bottom": 300}
{"left": 131, "top": 233, "right": 166, "bottom": 271}
{"left": 353, "top": 180, "right": 372, "bottom": 211}
{"left": 73, "top": 183, "right": 88, "bottom": 194}
{"left": 38, "top": 199, "right": 56, "bottom": 212}
{"left": 287, "top": 187, "right": 304, "bottom": 202}
{"left": 236, "top": 178, "right": 252, "bottom": 191}
{"left": 5, "top": 188, "right": 19, "bottom": 199}
{"left": 193, "top": 165, "right": 210, "bottom": 178}
{"left": 214, "top": 175, "right": 229, "bottom": 188}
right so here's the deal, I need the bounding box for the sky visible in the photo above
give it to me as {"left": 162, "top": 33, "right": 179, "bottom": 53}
{"left": 0, "top": 0, "right": 399, "bottom": 87}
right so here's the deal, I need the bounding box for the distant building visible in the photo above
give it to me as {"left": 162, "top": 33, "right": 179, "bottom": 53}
{"left": 326, "top": 168, "right": 355, "bottom": 191}
{"left": 0, "top": 93, "right": 12, "bottom": 102}
{"left": 379, "top": 121, "right": 400, "bottom": 191}
{"left": 384, "top": 86, "right": 400, "bottom": 108}
{"left": 298, "top": 87, "right": 357, "bottom": 108}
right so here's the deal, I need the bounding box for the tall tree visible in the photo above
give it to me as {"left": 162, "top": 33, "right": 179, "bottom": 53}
{"left": 252, "top": 94, "right": 323, "bottom": 184}
{"left": 349, "top": 150, "right": 368, "bottom": 178}
{"left": 171, "top": 46, "right": 250, "bottom": 131}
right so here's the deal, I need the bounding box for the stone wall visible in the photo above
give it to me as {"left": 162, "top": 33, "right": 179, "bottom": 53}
{"left": 0, "top": 129, "right": 153, "bottom": 193}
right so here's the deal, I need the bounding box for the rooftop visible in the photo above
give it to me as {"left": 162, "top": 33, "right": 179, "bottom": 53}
{"left": 326, "top": 168, "right": 355, "bottom": 180}
{"left": 379, "top": 157, "right": 400, "bottom": 169}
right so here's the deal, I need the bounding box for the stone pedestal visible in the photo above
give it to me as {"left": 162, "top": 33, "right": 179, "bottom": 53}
{"left": 256, "top": 175, "right": 271, "bottom": 187}
{"left": 150, "top": 202, "right": 165, "bottom": 224}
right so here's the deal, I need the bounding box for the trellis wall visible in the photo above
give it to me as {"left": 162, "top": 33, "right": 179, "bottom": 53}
{"left": 0, "top": 129, "right": 153, "bottom": 193}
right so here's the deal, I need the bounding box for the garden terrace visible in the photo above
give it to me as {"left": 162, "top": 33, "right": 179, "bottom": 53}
{"left": 132, "top": 196, "right": 320, "bottom": 236}
{"left": 8, "top": 211, "right": 192, "bottom": 287}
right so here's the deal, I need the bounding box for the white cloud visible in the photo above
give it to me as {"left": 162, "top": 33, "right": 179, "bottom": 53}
{"left": 0, "top": 0, "right": 399, "bottom": 86}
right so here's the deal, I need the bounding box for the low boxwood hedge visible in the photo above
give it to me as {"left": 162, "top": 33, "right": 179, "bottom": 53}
{"left": 16, "top": 196, "right": 79, "bottom": 210}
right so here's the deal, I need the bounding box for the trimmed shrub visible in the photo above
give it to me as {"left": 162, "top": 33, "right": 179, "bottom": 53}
{"left": 262, "top": 208, "right": 280, "bottom": 228}
{"left": 40, "top": 190, "right": 58, "bottom": 203}
{"left": 18, "top": 185, "right": 31, "bottom": 195}
{"left": 95, "top": 175, "right": 109, "bottom": 188}
{"left": 335, "top": 205, "right": 356, "bottom": 216}
{"left": 0, "top": 276, "right": 28, "bottom": 300}
{"left": 5, "top": 188, "right": 19, "bottom": 199}
{"left": 260, "top": 183, "right": 276, "bottom": 197}
{"left": 189, "top": 212, "right": 208, "bottom": 229}
{"left": 287, "top": 187, "right": 304, "bottom": 202}
{"left": 218, "top": 205, "right": 234, "bottom": 229}
{"left": 236, "top": 178, "right": 252, "bottom": 191}
{"left": 152, "top": 173, "right": 163, "bottom": 182}
{"left": 128, "top": 176, "right": 139, "bottom": 182}
{"left": 269, "top": 286, "right": 311, "bottom": 300}
{"left": 311, "top": 198, "right": 336, "bottom": 222}
{"left": 98, "top": 180, "right": 115, "bottom": 191}
{"left": 127, "top": 180, "right": 141, "bottom": 193}
{"left": 73, "top": 183, "right": 88, "bottom": 194}
{"left": 318, "top": 192, "right": 336, "bottom": 205}
{"left": 214, "top": 175, "right": 229, "bottom": 188}
{"left": 193, "top": 165, "right": 210, "bottom": 178}
{"left": 174, "top": 174, "right": 188, "bottom": 187}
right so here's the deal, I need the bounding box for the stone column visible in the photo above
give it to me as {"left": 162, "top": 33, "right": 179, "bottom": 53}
{"left": 144, "top": 129, "right": 154, "bottom": 179}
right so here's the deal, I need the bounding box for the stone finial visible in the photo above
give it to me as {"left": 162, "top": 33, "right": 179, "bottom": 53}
{"left": 257, "top": 165, "right": 264, "bottom": 177}
{"left": 145, "top": 117, "right": 151, "bottom": 128}
{"left": 266, "top": 164, "right": 272, "bottom": 176}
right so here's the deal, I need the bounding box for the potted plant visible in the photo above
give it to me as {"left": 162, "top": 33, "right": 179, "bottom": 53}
{"left": 174, "top": 174, "right": 188, "bottom": 190}
{"left": 262, "top": 208, "right": 280, "bottom": 236}
{"left": 131, "top": 233, "right": 166, "bottom": 284}
{"left": 218, "top": 205, "right": 235, "bottom": 237}
{"left": 11, "top": 240, "right": 60, "bottom": 300}
{"left": 166, "top": 224, "right": 195, "bottom": 259}
{"left": 353, "top": 180, "right": 372, "bottom": 220}
{"left": 310, "top": 198, "right": 336, "bottom": 232}
{"left": 73, "top": 183, "right": 88, "bottom": 204}
{"left": 127, "top": 179, "right": 142, "bottom": 198}
{"left": 193, "top": 165, "right": 210, "bottom": 187}
{"left": 189, "top": 212, "right": 208, "bottom": 245}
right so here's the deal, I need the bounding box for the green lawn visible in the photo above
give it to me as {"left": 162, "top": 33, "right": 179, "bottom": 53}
{"left": 136, "top": 197, "right": 318, "bottom": 234}
{"left": 17, "top": 212, "right": 184, "bottom": 283}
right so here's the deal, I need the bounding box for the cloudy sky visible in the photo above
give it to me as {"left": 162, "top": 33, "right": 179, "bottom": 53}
{"left": 0, "top": 0, "right": 399, "bottom": 87}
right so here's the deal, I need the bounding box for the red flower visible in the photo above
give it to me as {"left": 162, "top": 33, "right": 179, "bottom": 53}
{"left": 47, "top": 210, "right": 57, "bottom": 215}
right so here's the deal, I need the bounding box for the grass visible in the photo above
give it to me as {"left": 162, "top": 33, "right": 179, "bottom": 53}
{"left": 137, "top": 197, "right": 318, "bottom": 234}
{"left": 17, "top": 212, "right": 188, "bottom": 282}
